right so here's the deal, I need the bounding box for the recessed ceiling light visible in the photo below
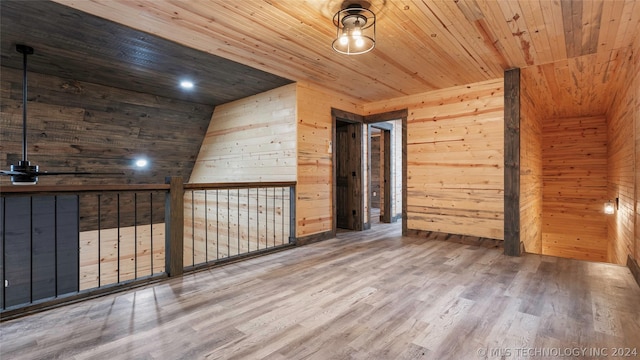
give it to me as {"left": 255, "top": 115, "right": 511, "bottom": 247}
{"left": 180, "top": 80, "right": 194, "bottom": 89}
{"left": 135, "top": 158, "right": 148, "bottom": 168}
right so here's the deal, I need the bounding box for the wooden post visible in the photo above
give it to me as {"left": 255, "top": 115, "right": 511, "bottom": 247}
{"left": 165, "top": 176, "right": 184, "bottom": 276}
{"left": 289, "top": 185, "right": 296, "bottom": 244}
{"left": 504, "top": 68, "right": 521, "bottom": 256}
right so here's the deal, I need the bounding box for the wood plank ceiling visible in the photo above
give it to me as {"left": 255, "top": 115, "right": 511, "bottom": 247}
{"left": 0, "top": 1, "right": 293, "bottom": 107}
{"left": 51, "top": 0, "right": 640, "bottom": 117}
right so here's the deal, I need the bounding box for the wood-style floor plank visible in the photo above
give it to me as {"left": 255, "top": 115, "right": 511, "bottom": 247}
{"left": 1, "top": 222, "right": 639, "bottom": 359}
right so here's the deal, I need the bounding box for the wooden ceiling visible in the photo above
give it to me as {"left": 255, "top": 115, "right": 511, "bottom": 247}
{"left": 50, "top": 0, "right": 640, "bottom": 112}
{"left": 0, "top": 1, "right": 293, "bottom": 107}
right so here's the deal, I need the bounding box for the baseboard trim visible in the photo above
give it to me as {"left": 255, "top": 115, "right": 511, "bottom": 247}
{"left": 295, "top": 230, "right": 336, "bottom": 246}
{"left": 406, "top": 229, "right": 503, "bottom": 249}
{"left": 627, "top": 255, "right": 640, "bottom": 288}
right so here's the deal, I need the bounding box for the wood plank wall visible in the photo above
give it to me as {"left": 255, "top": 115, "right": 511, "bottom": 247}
{"left": 542, "top": 116, "right": 608, "bottom": 262}
{"left": 296, "top": 82, "right": 363, "bottom": 238}
{"left": 0, "top": 67, "right": 211, "bottom": 236}
{"left": 189, "top": 84, "right": 297, "bottom": 183}
{"left": 0, "top": 67, "right": 212, "bottom": 186}
{"left": 519, "top": 68, "right": 544, "bottom": 254}
{"left": 636, "top": 35, "right": 640, "bottom": 265}
{"left": 607, "top": 37, "right": 639, "bottom": 265}
{"left": 365, "top": 79, "right": 504, "bottom": 240}
{"left": 186, "top": 85, "right": 296, "bottom": 257}
{"left": 188, "top": 82, "right": 363, "bottom": 240}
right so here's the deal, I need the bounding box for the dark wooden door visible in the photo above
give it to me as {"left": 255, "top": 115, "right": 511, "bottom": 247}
{"left": 336, "top": 122, "right": 362, "bottom": 230}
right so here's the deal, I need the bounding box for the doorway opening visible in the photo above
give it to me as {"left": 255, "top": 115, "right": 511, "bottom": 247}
{"left": 369, "top": 123, "right": 392, "bottom": 225}
{"left": 368, "top": 121, "right": 402, "bottom": 229}
{"left": 332, "top": 108, "right": 408, "bottom": 236}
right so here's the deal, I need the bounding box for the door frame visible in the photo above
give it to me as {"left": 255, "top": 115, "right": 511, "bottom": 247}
{"left": 331, "top": 108, "right": 409, "bottom": 235}
{"left": 368, "top": 122, "right": 393, "bottom": 223}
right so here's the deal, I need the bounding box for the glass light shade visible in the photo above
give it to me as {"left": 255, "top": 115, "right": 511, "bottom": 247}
{"left": 332, "top": 6, "right": 376, "bottom": 55}
{"left": 10, "top": 160, "right": 38, "bottom": 185}
{"left": 604, "top": 201, "right": 615, "bottom": 214}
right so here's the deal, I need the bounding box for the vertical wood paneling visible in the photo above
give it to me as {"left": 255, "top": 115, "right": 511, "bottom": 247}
{"left": 4, "top": 197, "right": 32, "bottom": 307}
{"left": 296, "top": 83, "right": 363, "bottom": 238}
{"left": 55, "top": 0, "right": 640, "bottom": 103}
{"left": 510, "top": 48, "right": 631, "bottom": 120}
{"left": 542, "top": 116, "right": 608, "bottom": 262}
{"left": 366, "top": 79, "right": 504, "bottom": 240}
{"left": 520, "top": 67, "right": 544, "bottom": 254}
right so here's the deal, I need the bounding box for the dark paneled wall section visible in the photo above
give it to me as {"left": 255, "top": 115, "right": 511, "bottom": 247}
{"left": 0, "top": 66, "right": 214, "bottom": 186}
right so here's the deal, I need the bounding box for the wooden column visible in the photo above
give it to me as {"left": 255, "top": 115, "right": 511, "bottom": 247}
{"left": 504, "top": 68, "right": 521, "bottom": 256}
{"left": 165, "top": 177, "right": 184, "bottom": 276}
{"left": 289, "top": 185, "right": 297, "bottom": 244}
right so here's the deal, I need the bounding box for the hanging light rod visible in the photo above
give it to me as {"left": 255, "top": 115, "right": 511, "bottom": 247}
{"left": 332, "top": 1, "right": 376, "bottom": 55}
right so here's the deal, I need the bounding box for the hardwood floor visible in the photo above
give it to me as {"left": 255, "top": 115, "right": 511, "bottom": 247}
{"left": 2, "top": 221, "right": 639, "bottom": 359}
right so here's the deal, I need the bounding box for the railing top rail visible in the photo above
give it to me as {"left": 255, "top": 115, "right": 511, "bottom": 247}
{"left": 184, "top": 181, "right": 296, "bottom": 191}
{"left": 0, "top": 184, "right": 171, "bottom": 195}
{"left": 0, "top": 181, "right": 297, "bottom": 195}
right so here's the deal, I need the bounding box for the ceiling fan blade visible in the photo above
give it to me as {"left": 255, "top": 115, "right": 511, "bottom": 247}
{"left": 1, "top": 170, "right": 28, "bottom": 176}
{"left": 36, "top": 171, "right": 125, "bottom": 176}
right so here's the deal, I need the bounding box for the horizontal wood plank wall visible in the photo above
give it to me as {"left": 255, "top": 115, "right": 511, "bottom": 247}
{"left": 296, "top": 82, "right": 363, "bottom": 238}
{"left": 189, "top": 84, "right": 297, "bottom": 183}
{"left": 636, "top": 35, "right": 640, "bottom": 265}
{"left": 187, "top": 85, "right": 296, "bottom": 258}
{"left": 0, "top": 67, "right": 212, "bottom": 186}
{"left": 606, "top": 39, "right": 639, "bottom": 265}
{"left": 519, "top": 68, "right": 544, "bottom": 254}
{"left": 0, "top": 67, "right": 211, "bottom": 233}
{"left": 365, "top": 79, "right": 504, "bottom": 240}
{"left": 542, "top": 116, "right": 608, "bottom": 262}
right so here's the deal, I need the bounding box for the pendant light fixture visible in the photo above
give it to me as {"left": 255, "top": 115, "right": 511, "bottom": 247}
{"left": 332, "top": 2, "right": 376, "bottom": 55}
